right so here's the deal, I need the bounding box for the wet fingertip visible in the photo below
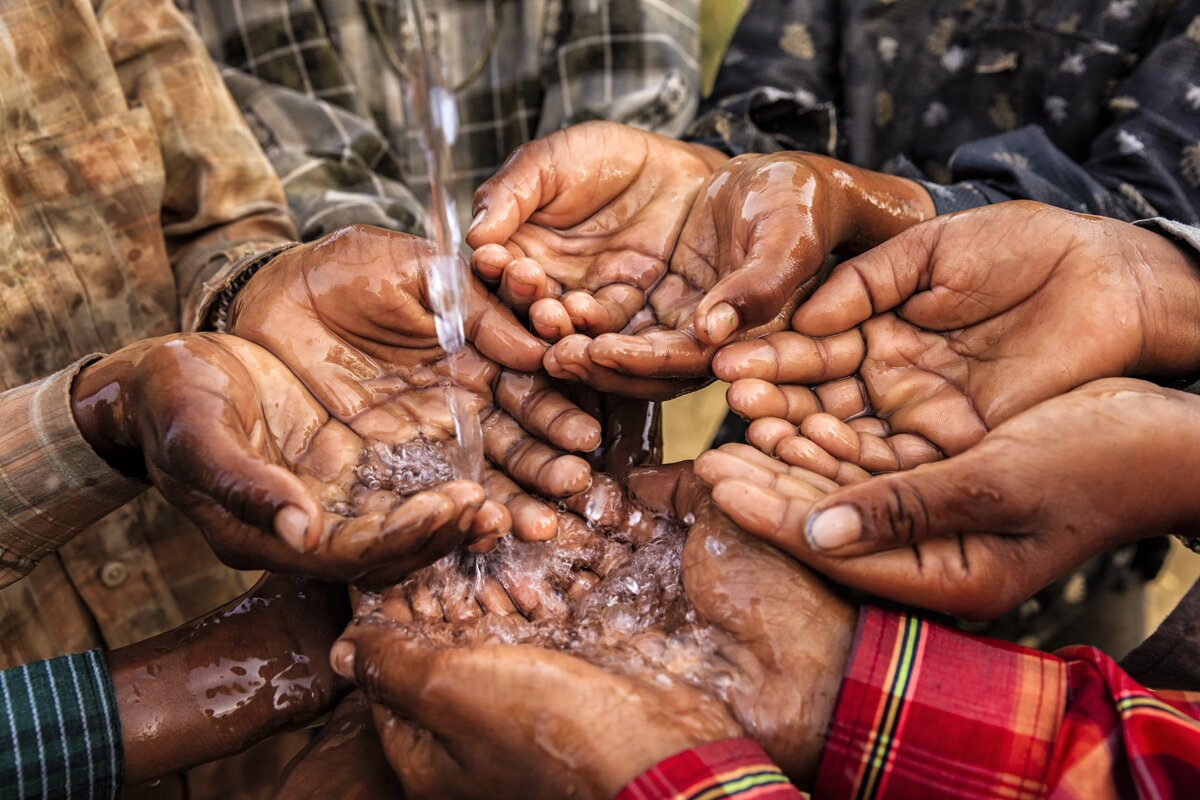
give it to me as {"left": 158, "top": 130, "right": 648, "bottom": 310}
{"left": 701, "top": 302, "right": 740, "bottom": 346}
{"left": 330, "top": 639, "right": 356, "bottom": 680}
{"left": 275, "top": 505, "right": 313, "bottom": 553}
{"left": 805, "top": 505, "right": 863, "bottom": 553}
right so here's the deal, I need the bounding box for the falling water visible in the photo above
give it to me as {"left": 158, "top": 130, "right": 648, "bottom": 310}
{"left": 401, "top": 0, "right": 483, "bottom": 481}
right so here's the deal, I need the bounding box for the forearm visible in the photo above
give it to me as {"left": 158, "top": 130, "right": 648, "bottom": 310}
{"left": 0, "top": 360, "right": 145, "bottom": 588}
{"left": 807, "top": 155, "right": 935, "bottom": 254}
{"left": 814, "top": 608, "right": 1200, "bottom": 798}
{"left": 109, "top": 575, "right": 350, "bottom": 785}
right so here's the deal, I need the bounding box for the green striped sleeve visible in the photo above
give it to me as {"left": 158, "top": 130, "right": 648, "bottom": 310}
{"left": 0, "top": 649, "right": 123, "bottom": 800}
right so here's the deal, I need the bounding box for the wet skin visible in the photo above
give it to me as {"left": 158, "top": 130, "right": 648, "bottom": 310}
{"left": 716, "top": 202, "right": 1200, "bottom": 460}
{"left": 468, "top": 120, "right": 729, "bottom": 334}
{"left": 551, "top": 151, "right": 934, "bottom": 400}
{"left": 270, "top": 691, "right": 403, "bottom": 800}
{"left": 108, "top": 574, "right": 350, "bottom": 786}
{"left": 330, "top": 464, "right": 856, "bottom": 797}
{"left": 72, "top": 333, "right": 510, "bottom": 587}
{"left": 696, "top": 379, "right": 1200, "bottom": 620}
{"left": 467, "top": 121, "right": 932, "bottom": 398}
{"left": 227, "top": 225, "right": 610, "bottom": 544}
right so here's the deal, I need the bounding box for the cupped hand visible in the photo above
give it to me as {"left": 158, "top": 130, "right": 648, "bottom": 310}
{"left": 468, "top": 120, "right": 727, "bottom": 337}
{"left": 72, "top": 333, "right": 510, "bottom": 587}
{"left": 543, "top": 152, "right": 933, "bottom": 399}
{"left": 230, "top": 225, "right": 606, "bottom": 540}
{"left": 332, "top": 628, "right": 741, "bottom": 799}
{"left": 716, "top": 201, "right": 1200, "bottom": 457}
{"left": 696, "top": 379, "right": 1200, "bottom": 619}
{"left": 346, "top": 461, "right": 858, "bottom": 789}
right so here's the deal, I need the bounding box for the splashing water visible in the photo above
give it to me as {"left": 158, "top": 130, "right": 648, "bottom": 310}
{"left": 402, "top": 0, "right": 483, "bottom": 481}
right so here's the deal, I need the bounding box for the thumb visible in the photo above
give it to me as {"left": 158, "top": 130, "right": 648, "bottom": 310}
{"left": 153, "top": 412, "right": 324, "bottom": 553}
{"left": 694, "top": 258, "right": 819, "bottom": 347}
{"left": 332, "top": 625, "right": 437, "bottom": 719}
{"left": 792, "top": 218, "right": 943, "bottom": 337}
{"left": 802, "top": 449, "right": 1028, "bottom": 557}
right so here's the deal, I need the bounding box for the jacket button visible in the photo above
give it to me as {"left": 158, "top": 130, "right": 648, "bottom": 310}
{"left": 99, "top": 560, "right": 129, "bottom": 589}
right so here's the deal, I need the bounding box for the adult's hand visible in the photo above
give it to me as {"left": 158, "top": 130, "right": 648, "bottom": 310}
{"left": 72, "top": 334, "right": 506, "bottom": 586}
{"left": 544, "top": 152, "right": 933, "bottom": 399}
{"left": 716, "top": 202, "right": 1200, "bottom": 457}
{"left": 332, "top": 629, "right": 741, "bottom": 799}
{"left": 696, "top": 379, "right": 1200, "bottom": 619}
{"left": 270, "top": 692, "right": 402, "bottom": 800}
{"left": 468, "top": 120, "right": 727, "bottom": 336}
{"left": 346, "top": 462, "right": 859, "bottom": 789}
{"left": 229, "top": 225, "right": 605, "bottom": 540}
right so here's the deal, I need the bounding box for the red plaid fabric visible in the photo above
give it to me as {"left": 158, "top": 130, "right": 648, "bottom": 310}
{"left": 618, "top": 607, "right": 1200, "bottom": 799}
{"left": 815, "top": 608, "right": 1200, "bottom": 799}
{"left": 615, "top": 739, "right": 801, "bottom": 800}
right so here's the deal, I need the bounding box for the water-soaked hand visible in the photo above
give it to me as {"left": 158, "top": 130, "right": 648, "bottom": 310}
{"left": 332, "top": 628, "right": 741, "bottom": 799}
{"left": 72, "top": 334, "right": 509, "bottom": 586}
{"left": 270, "top": 692, "right": 402, "bottom": 800}
{"left": 230, "top": 225, "right": 605, "bottom": 541}
{"left": 468, "top": 120, "right": 727, "bottom": 337}
{"left": 109, "top": 574, "right": 351, "bottom": 785}
{"left": 348, "top": 462, "right": 858, "bottom": 789}
{"left": 544, "top": 152, "right": 933, "bottom": 399}
{"left": 695, "top": 379, "right": 1200, "bottom": 620}
{"left": 716, "top": 202, "right": 1200, "bottom": 457}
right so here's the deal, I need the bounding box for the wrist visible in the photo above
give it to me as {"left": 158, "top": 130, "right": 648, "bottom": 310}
{"left": 806, "top": 155, "right": 935, "bottom": 254}
{"left": 1129, "top": 224, "right": 1200, "bottom": 376}
{"left": 788, "top": 607, "right": 858, "bottom": 786}
{"left": 70, "top": 346, "right": 146, "bottom": 479}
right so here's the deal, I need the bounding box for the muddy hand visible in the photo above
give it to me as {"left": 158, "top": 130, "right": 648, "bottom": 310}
{"left": 229, "top": 226, "right": 606, "bottom": 541}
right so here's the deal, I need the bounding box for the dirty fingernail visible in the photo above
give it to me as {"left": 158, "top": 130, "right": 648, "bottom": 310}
{"left": 330, "top": 640, "right": 356, "bottom": 679}
{"left": 705, "top": 303, "right": 740, "bottom": 344}
{"left": 805, "top": 506, "right": 862, "bottom": 552}
{"left": 275, "top": 505, "right": 312, "bottom": 553}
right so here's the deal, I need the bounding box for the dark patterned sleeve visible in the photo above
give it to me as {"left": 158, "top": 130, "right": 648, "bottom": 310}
{"left": 915, "top": 3, "right": 1200, "bottom": 223}
{"left": 684, "top": 0, "right": 842, "bottom": 157}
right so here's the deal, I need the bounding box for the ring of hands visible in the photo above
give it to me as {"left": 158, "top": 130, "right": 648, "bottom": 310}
{"left": 333, "top": 464, "right": 857, "bottom": 798}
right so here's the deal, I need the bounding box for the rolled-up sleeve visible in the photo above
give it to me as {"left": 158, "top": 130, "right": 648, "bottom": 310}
{"left": 0, "top": 359, "right": 145, "bottom": 588}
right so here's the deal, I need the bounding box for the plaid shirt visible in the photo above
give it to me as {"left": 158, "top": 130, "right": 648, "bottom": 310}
{"left": 180, "top": 0, "right": 703, "bottom": 239}
{"left": 0, "top": 649, "right": 122, "bottom": 800}
{"left": 618, "top": 607, "right": 1200, "bottom": 799}
{"left": 0, "top": 0, "right": 295, "bottom": 666}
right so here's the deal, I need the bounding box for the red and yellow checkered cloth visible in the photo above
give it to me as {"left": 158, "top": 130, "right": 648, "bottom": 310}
{"left": 617, "top": 607, "right": 1200, "bottom": 799}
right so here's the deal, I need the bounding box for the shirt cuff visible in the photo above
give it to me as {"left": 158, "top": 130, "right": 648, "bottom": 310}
{"left": 614, "top": 738, "right": 801, "bottom": 799}
{"left": 0, "top": 649, "right": 123, "bottom": 799}
{"left": 184, "top": 241, "right": 299, "bottom": 332}
{"left": 0, "top": 358, "right": 146, "bottom": 587}
{"left": 814, "top": 607, "right": 1066, "bottom": 799}
{"left": 917, "top": 180, "right": 996, "bottom": 215}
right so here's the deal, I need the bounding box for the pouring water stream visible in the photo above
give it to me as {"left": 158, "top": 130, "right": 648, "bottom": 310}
{"left": 402, "top": 0, "right": 484, "bottom": 481}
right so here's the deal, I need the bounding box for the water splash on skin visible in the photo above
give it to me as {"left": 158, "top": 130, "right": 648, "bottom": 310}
{"left": 366, "top": 512, "right": 742, "bottom": 702}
